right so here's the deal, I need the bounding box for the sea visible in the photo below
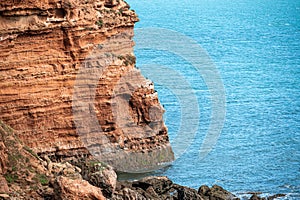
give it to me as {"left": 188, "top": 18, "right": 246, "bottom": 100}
{"left": 124, "top": 0, "right": 300, "bottom": 199}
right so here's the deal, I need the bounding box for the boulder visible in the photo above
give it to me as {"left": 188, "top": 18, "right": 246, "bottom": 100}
{"left": 198, "top": 185, "right": 240, "bottom": 200}
{"left": 250, "top": 194, "right": 263, "bottom": 200}
{"left": 54, "top": 176, "right": 106, "bottom": 200}
{"left": 175, "top": 185, "right": 204, "bottom": 200}
{"left": 198, "top": 185, "right": 211, "bottom": 200}
{"left": 209, "top": 185, "right": 240, "bottom": 200}
{"left": 78, "top": 159, "right": 117, "bottom": 197}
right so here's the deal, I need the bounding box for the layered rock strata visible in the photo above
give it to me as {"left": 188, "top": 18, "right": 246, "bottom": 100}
{"left": 0, "top": 0, "right": 174, "bottom": 172}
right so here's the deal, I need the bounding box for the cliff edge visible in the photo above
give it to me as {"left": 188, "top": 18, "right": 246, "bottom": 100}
{"left": 0, "top": 0, "right": 174, "bottom": 172}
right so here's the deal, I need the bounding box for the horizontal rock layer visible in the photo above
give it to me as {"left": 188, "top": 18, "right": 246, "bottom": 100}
{"left": 0, "top": 0, "right": 174, "bottom": 172}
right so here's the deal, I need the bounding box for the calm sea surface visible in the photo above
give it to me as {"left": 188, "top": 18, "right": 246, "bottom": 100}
{"left": 126, "top": 0, "right": 300, "bottom": 198}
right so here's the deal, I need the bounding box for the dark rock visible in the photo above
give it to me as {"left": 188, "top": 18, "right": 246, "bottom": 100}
{"left": 267, "top": 194, "right": 285, "bottom": 200}
{"left": 199, "top": 185, "right": 211, "bottom": 196}
{"left": 247, "top": 192, "right": 286, "bottom": 200}
{"left": 209, "top": 185, "right": 240, "bottom": 200}
{"left": 136, "top": 176, "right": 173, "bottom": 195}
{"left": 198, "top": 185, "right": 211, "bottom": 200}
{"left": 113, "top": 187, "right": 147, "bottom": 200}
{"left": 250, "top": 194, "right": 263, "bottom": 200}
{"left": 132, "top": 180, "right": 152, "bottom": 191}
{"left": 145, "top": 186, "right": 160, "bottom": 198}
{"left": 113, "top": 177, "right": 244, "bottom": 200}
{"left": 174, "top": 184, "right": 204, "bottom": 200}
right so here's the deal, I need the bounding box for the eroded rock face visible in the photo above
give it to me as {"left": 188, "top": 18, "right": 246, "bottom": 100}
{"left": 0, "top": 0, "right": 174, "bottom": 172}
{"left": 198, "top": 185, "right": 240, "bottom": 200}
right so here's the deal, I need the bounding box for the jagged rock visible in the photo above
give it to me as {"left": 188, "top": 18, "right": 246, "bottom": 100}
{"left": 198, "top": 184, "right": 241, "bottom": 200}
{"left": 209, "top": 185, "right": 240, "bottom": 200}
{"left": 267, "top": 194, "right": 286, "bottom": 200}
{"left": 75, "top": 159, "right": 117, "bottom": 197}
{"left": 250, "top": 194, "right": 263, "bottom": 200}
{"left": 0, "top": 0, "right": 174, "bottom": 173}
{"left": 249, "top": 193, "right": 286, "bottom": 200}
{"left": 113, "top": 187, "right": 147, "bottom": 200}
{"left": 0, "top": 176, "right": 9, "bottom": 193}
{"left": 114, "top": 176, "right": 203, "bottom": 200}
{"left": 174, "top": 184, "right": 204, "bottom": 200}
{"left": 133, "top": 176, "right": 173, "bottom": 195}
{"left": 54, "top": 176, "right": 106, "bottom": 200}
{"left": 198, "top": 185, "right": 211, "bottom": 200}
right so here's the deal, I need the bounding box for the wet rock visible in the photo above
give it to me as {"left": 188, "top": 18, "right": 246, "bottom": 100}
{"left": 267, "top": 194, "right": 286, "bottom": 200}
{"left": 175, "top": 184, "right": 204, "bottom": 200}
{"left": 250, "top": 194, "right": 263, "bottom": 200}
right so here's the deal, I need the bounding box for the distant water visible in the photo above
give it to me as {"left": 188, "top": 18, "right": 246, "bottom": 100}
{"left": 126, "top": 0, "right": 300, "bottom": 198}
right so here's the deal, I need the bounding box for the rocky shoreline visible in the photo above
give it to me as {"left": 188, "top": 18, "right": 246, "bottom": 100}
{"left": 0, "top": 121, "right": 285, "bottom": 200}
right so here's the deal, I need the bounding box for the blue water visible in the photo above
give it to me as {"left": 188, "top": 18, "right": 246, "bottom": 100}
{"left": 126, "top": 0, "right": 300, "bottom": 198}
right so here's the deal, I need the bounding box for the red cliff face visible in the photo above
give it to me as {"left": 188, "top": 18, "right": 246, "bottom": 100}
{"left": 0, "top": 0, "right": 174, "bottom": 172}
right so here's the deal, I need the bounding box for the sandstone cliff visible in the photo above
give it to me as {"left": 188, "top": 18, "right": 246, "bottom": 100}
{"left": 0, "top": 0, "right": 174, "bottom": 172}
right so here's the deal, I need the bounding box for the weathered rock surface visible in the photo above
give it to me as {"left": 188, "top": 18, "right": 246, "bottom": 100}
{"left": 0, "top": 0, "right": 174, "bottom": 172}
{"left": 72, "top": 158, "right": 117, "bottom": 197}
{"left": 114, "top": 176, "right": 191, "bottom": 200}
{"left": 112, "top": 176, "right": 242, "bottom": 200}
{"left": 54, "top": 176, "right": 106, "bottom": 200}
{"left": 248, "top": 193, "right": 286, "bottom": 200}
{"left": 198, "top": 185, "right": 240, "bottom": 200}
